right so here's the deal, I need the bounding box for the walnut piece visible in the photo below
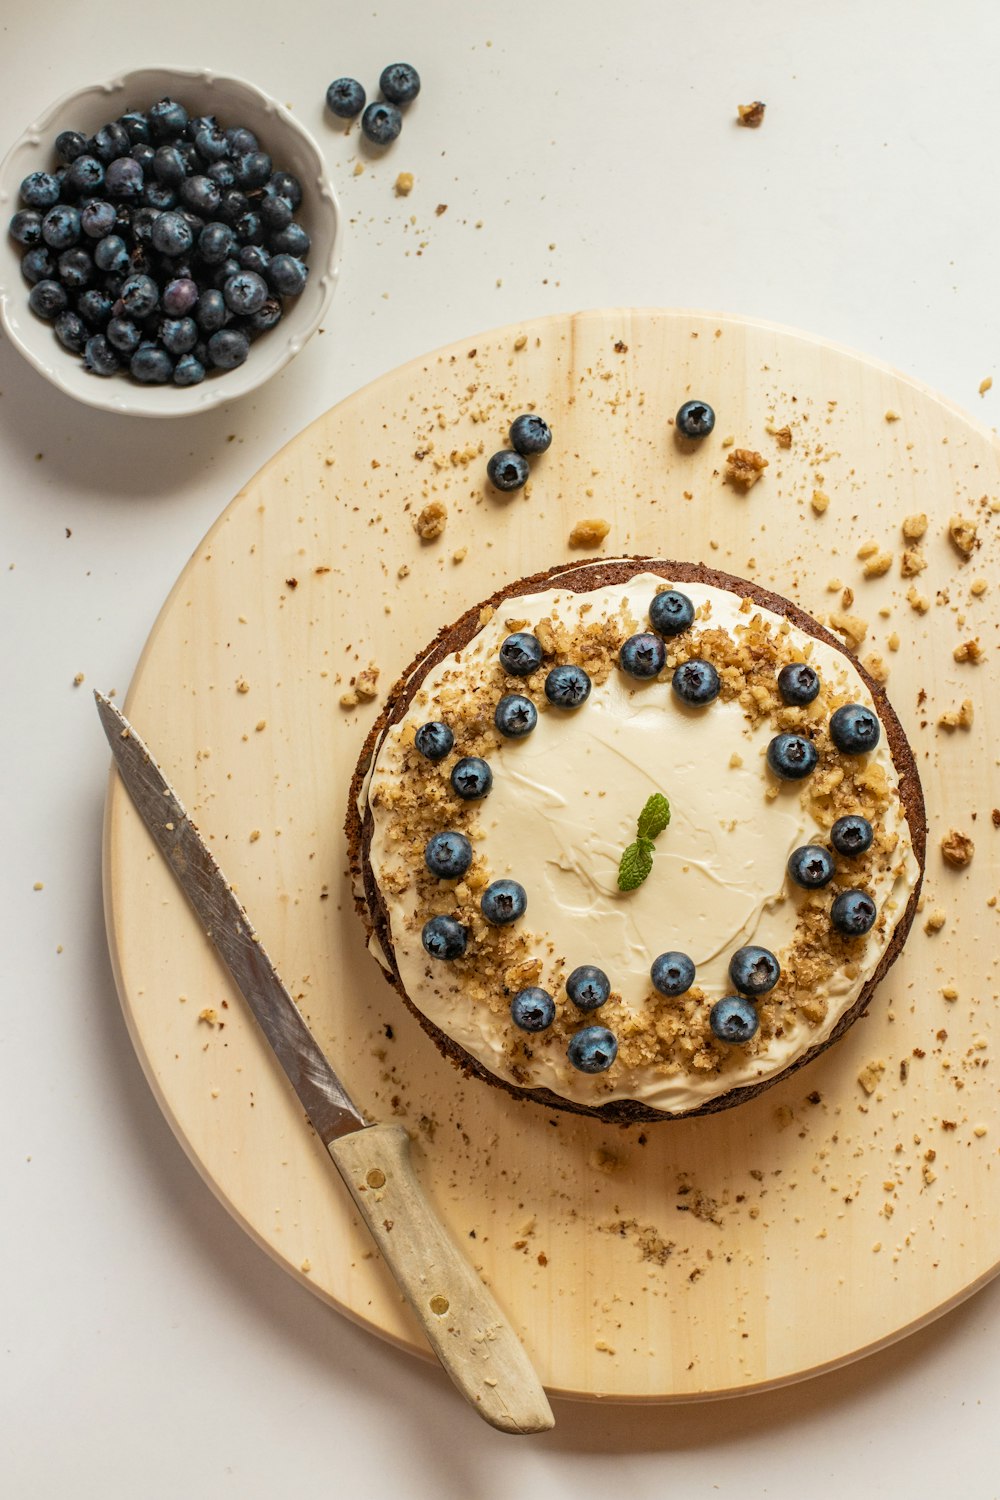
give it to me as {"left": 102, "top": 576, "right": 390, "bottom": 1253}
{"left": 902, "top": 513, "right": 928, "bottom": 540}
{"left": 938, "top": 699, "right": 974, "bottom": 731}
{"left": 725, "top": 449, "right": 768, "bottom": 489}
{"left": 923, "top": 908, "right": 947, "bottom": 934}
{"left": 828, "top": 611, "right": 868, "bottom": 651}
{"left": 941, "top": 829, "right": 975, "bottom": 868}
{"left": 737, "top": 101, "right": 766, "bottom": 127}
{"left": 949, "top": 514, "right": 978, "bottom": 558}
{"left": 568, "top": 517, "right": 611, "bottom": 548}
{"left": 394, "top": 171, "right": 414, "bottom": 196}
{"left": 862, "top": 551, "right": 893, "bottom": 579}
{"left": 953, "top": 639, "right": 983, "bottom": 664}
{"left": 355, "top": 662, "right": 380, "bottom": 700}
{"left": 900, "top": 548, "right": 927, "bottom": 578}
{"left": 811, "top": 490, "right": 830, "bottom": 515}
{"left": 415, "top": 500, "right": 447, "bottom": 540}
{"left": 858, "top": 1060, "right": 886, "bottom": 1095}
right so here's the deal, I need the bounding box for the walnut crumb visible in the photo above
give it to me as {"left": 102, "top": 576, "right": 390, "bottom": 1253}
{"left": 393, "top": 171, "right": 414, "bottom": 196}
{"left": 355, "top": 662, "right": 380, "bottom": 701}
{"left": 900, "top": 548, "right": 927, "bottom": 578}
{"left": 887, "top": 631, "right": 900, "bottom": 651}
{"left": 937, "top": 699, "right": 974, "bottom": 731}
{"left": 884, "top": 410, "right": 901, "bottom": 422}
{"left": 862, "top": 551, "right": 893, "bottom": 579}
{"left": 902, "top": 512, "right": 928, "bottom": 540}
{"left": 906, "top": 586, "right": 930, "bottom": 614}
{"left": 828, "top": 611, "right": 868, "bottom": 651}
{"left": 339, "top": 690, "right": 358, "bottom": 709}
{"left": 923, "top": 908, "right": 947, "bottom": 934}
{"left": 862, "top": 651, "right": 889, "bottom": 684}
{"left": 811, "top": 490, "right": 830, "bottom": 515}
{"left": 948, "top": 515, "right": 978, "bottom": 558}
{"left": 725, "top": 449, "right": 768, "bottom": 489}
{"left": 415, "top": 500, "right": 447, "bottom": 540}
{"left": 568, "top": 517, "right": 611, "bottom": 548}
{"left": 953, "top": 639, "right": 983, "bottom": 664}
{"left": 72, "top": 672, "right": 84, "bottom": 686}
{"left": 858, "top": 1060, "right": 886, "bottom": 1095}
{"left": 770, "top": 424, "right": 792, "bottom": 448}
{"left": 737, "top": 100, "right": 766, "bottom": 127}
{"left": 941, "top": 829, "right": 974, "bottom": 868}
{"left": 198, "top": 1008, "right": 218, "bottom": 1026}
{"left": 236, "top": 678, "right": 250, "bottom": 694}
{"left": 970, "top": 577, "right": 988, "bottom": 596}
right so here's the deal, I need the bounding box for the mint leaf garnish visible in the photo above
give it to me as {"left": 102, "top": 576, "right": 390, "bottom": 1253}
{"left": 618, "top": 839, "right": 654, "bottom": 891}
{"left": 636, "top": 792, "right": 671, "bottom": 842}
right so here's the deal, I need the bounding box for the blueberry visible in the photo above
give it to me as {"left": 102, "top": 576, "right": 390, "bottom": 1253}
{"left": 379, "top": 63, "right": 421, "bottom": 105}
{"left": 160, "top": 317, "right": 198, "bottom": 355}
{"left": 767, "top": 732, "right": 818, "bottom": 780}
{"left": 130, "top": 345, "right": 174, "bottom": 383}
{"left": 511, "top": 987, "right": 555, "bottom": 1032}
{"left": 173, "top": 353, "right": 206, "bottom": 386}
{"left": 234, "top": 151, "right": 272, "bottom": 189}
{"left": 206, "top": 327, "right": 250, "bottom": 369}
{"left": 566, "top": 965, "right": 611, "bottom": 1011}
{"left": 20, "top": 171, "right": 61, "bottom": 210}
{"left": 194, "top": 288, "right": 227, "bottom": 332}
{"left": 80, "top": 199, "right": 117, "bottom": 239}
{"left": 119, "top": 113, "right": 151, "bottom": 146}
{"left": 207, "top": 159, "right": 238, "bottom": 191}
{"left": 728, "top": 945, "right": 780, "bottom": 996}
{"left": 361, "top": 101, "right": 403, "bottom": 145}
{"left": 414, "top": 721, "right": 454, "bottom": 760}
{"left": 212, "top": 256, "right": 242, "bottom": 291}
{"left": 152, "top": 144, "right": 187, "bottom": 187}
{"left": 649, "top": 589, "right": 695, "bottom": 637}
{"left": 180, "top": 175, "right": 222, "bottom": 217}
{"left": 91, "top": 121, "right": 131, "bottom": 163}
{"left": 119, "top": 273, "right": 159, "bottom": 318}
{"left": 151, "top": 211, "right": 193, "bottom": 257}
{"left": 259, "top": 190, "right": 294, "bottom": 232}
{"left": 650, "top": 952, "right": 695, "bottom": 997}
{"left": 56, "top": 247, "right": 93, "bottom": 289}
{"left": 450, "top": 756, "right": 493, "bottom": 800}
{"left": 53, "top": 310, "right": 87, "bottom": 353}
{"left": 676, "top": 400, "right": 716, "bottom": 438}
{"left": 131, "top": 143, "right": 157, "bottom": 175}
{"left": 149, "top": 99, "right": 189, "bottom": 140}
{"left": 248, "top": 297, "right": 283, "bottom": 332}
{"left": 544, "top": 664, "right": 591, "bottom": 708}
{"left": 830, "top": 814, "right": 874, "bottom": 857}
{"left": 55, "top": 130, "right": 88, "bottom": 164}
{"left": 494, "top": 693, "right": 537, "bottom": 737}
{"left": 226, "top": 126, "right": 259, "bottom": 155}
{"left": 21, "top": 247, "right": 54, "bottom": 284}
{"left": 829, "top": 703, "right": 880, "bottom": 755}
{"left": 42, "top": 205, "right": 81, "bottom": 250}
{"left": 162, "top": 277, "right": 199, "bottom": 316}
{"left": 76, "top": 289, "right": 113, "bottom": 327}
{"left": 94, "top": 234, "right": 129, "bottom": 273}
{"left": 619, "top": 632, "right": 666, "bottom": 680}
{"left": 83, "top": 334, "right": 119, "bottom": 376}
{"left": 194, "top": 124, "right": 230, "bottom": 163}
{"left": 238, "top": 244, "right": 271, "bottom": 275}
{"left": 130, "top": 206, "right": 160, "bottom": 247}
{"left": 787, "top": 845, "right": 835, "bottom": 889}
{"left": 421, "top": 915, "right": 468, "bottom": 960}
{"left": 223, "top": 270, "right": 268, "bottom": 315}
{"left": 567, "top": 1025, "right": 618, "bottom": 1073}
{"left": 424, "top": 830, "right": 473, "bottom": 879}
{"left": 66, "top": 156, "right": 105, "bottom": 196}
{"left": 266, "top": 254, "right": 308, "bottom": 297}
{"left": 830, "top": 888, "right": 877, "bottom": 937}
{"left": 671, "top": 658, "right": 720, "bottom": 706}
{"left": 709, "top": 996, "right": 759, "bottom": 1044}
{"left": 198, "top": 221, "right": 236, "bottom": 264}
{"left": 216, "top": 189, "right": 250, "bottom": 226}
{"left": 499, "top": 631, "right": 543, "bottom": 677}
{"left": 106, "top": 316, "right": 141, "bottom": 354}
{"left": 481, "top": 879, "right": 527, "bottom": 926}
{"left": 487, "top": 449, "right": 530, "bottom": 491}
{"left": 326, "top": 77, "right": 366, "bottom": 118}
{"left": 232, "top": 209, "right": 264, "bottom": 245}
{"left": 28, "top": 279, "right": 67, "bottom": 319}
{"left": 509, "top": 413, "right": 551, "bottom": 455}
{"left": 9, "top": 210, "right": 43, "bottom": 246}
{"left": 269, "top": 222, "right": 310, "bottom": 258}
{"left": 268, "top": 171, "right": 302, "bottom": 208}
{"left": 777, "top": 662, "right": 820, "bottom": 706}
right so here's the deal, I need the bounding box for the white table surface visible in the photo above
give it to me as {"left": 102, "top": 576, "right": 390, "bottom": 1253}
{"left": 3, "top": 2, "right": 998, "bottom": 1495}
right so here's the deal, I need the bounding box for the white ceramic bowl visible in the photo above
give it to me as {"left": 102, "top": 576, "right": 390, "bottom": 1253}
{"left": 0, "top": 66, "right": 341, "bottom": 417}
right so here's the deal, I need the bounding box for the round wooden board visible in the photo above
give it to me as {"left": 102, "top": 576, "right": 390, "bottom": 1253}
{"left": 105, "top": 309, "right": 1000, "bottom": 1402}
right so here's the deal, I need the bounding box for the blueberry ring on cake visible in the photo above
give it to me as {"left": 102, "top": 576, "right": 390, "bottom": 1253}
{"left": 347, "top": 558, "right": 926, "bottom": 1123}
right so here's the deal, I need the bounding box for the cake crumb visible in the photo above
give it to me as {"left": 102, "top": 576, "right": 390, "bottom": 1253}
{"left": 72, "top": 672, "right": 84, "bottom": 686}
{"left": 980, "top": 377, "right": 993, "bottom": 396}
{"left": 300, "top": 1259, "right": 312, "bottom": 1274}
{"left": 862, "top": 651, "right": 889, "bottom": 684}
{"left": 352, "top": 161, "right": 364, "bottom": 177}
{"left": 397, "top": 563, "right": 410, "bottom": 580}
{"left": 355, "top": 662, "right": 380, "bottom": 701}
{"left": 942, "top": 986, "right": 959, "bottom": 1001}
{"left": 393, "top": 171, "right": 414, "bottom": 196}
{"left": 729, "top": 751, "right": 743, "bottom": 768}
{"left": 569, "top": 517, "right": 611, "bottom": 548}
{"left": 725, "top": 449, "right": 768, "bottom": 490}
{"left": 415, "top": 500, "right": 447, "bottom": 540}
{"left": 902, "top": 512, "right": 928, "bottom": 540}
{"left": 937, "top": 699, "right": 974, "bottom": 731}
{"left": 736, "top": 101, "right": 766, "bottom": 127}
{"left": 941, "top": 829, "right": 974, "bottom": 868}
{"left": 970, "top": 577, "right": 988, "bottom": 597}
{"left": 953, "top": 638, "right": 983, "bottom": 664}
{"left": 811, "top": 490, "right": 830, "bottom": 515}
{"left": 923, "top": 908, "right": 947, "bottom": 934}
{"left": 862, "top": 551, "right": 893, "bottom": 579}
{"left": 236, "top": 678, "right": 250, "bottom": 694}
{"left": 906, "top": 586, "right": 930, "bottom": 614}
{"left": 858, "top": 1059, "right": 886, "bottom": 1095}
{"left": 828, "top": 611, "right": 868, "bottom": 651}
{"left": 884, "top": 410, "right": 901, "bottom": 422}
{"left": 887, "top": 631, "right": 900, "bottom": 652}
{"left": 198, "top": 1008, "right": 218, "bottom": 1026}
{"left": 452, "top": 546, "right": 468, "bottom": 564}
{"left": 948, "top": 515, "right": 978, "bottom": 558}
{"left": 900, "top": 548, "right": 927, "bottom": 578}
{"left": 339, "top": 689, "right": 359, "bottom": 709}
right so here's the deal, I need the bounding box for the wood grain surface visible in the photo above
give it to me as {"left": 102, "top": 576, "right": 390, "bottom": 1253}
{"left": 103, "top": 309, "right": 1000, "bottom": 1401}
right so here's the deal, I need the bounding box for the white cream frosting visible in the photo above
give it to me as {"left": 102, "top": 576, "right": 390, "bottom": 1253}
{"left": 363, "top": 570, "right": 920, "bottom": 1114}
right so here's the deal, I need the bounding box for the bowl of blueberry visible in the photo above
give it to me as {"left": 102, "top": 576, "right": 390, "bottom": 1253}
{"left": 0, "top": 66, "right": 341, "bottom": 416}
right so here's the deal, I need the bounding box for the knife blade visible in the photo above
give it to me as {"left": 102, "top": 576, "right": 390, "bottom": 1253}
{"left": 96, "top": 691, "right": 554, "bottom": 1435}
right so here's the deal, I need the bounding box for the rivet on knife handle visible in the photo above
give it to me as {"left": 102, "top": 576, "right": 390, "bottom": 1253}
{"left": 329, "top": 1123, "right": 553, "bottom": 1434}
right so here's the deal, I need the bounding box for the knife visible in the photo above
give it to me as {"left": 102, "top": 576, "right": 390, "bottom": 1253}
{"left": 95, "top": 691, "right": 554, "bottom": 1435}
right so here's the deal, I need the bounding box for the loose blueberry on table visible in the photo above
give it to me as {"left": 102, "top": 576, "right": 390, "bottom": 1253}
{"left": 361, "top": 101, "right": 403, "bottom": 146}
{"left": 379, "top": 64, "right": 421, "bottom": 105}
{"left": 509, "top": 413, "right": 552, "bottom": 455}
{"left": 326, "top": 78, "right": 367, "bottom": 118}
{"left": 486, "top": 449, "right": 530, "bottom": 492}
{"left": 8, "top": 97, "right": 312, "bottom": 386}
{"left": 675, "top": 400, "right": 716, "bottom": 439}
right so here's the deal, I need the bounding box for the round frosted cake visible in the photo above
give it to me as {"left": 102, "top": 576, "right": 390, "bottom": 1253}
{"left": 348, "top": 558, "right": 925, "bottom": 1122}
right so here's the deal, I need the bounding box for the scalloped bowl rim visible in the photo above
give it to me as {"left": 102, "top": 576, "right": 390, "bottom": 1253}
{"left": 0, "top": 66, "right": 342, "bottom": 417}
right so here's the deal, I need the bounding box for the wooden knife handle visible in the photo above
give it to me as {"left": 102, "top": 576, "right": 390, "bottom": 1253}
{"left": 328, "top": 1122, "right": 554, "bottom": 1434}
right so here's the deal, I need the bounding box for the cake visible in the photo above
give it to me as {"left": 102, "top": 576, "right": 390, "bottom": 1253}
{"left": 347, "top": 558, "right": 925, "bottom": 1123}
